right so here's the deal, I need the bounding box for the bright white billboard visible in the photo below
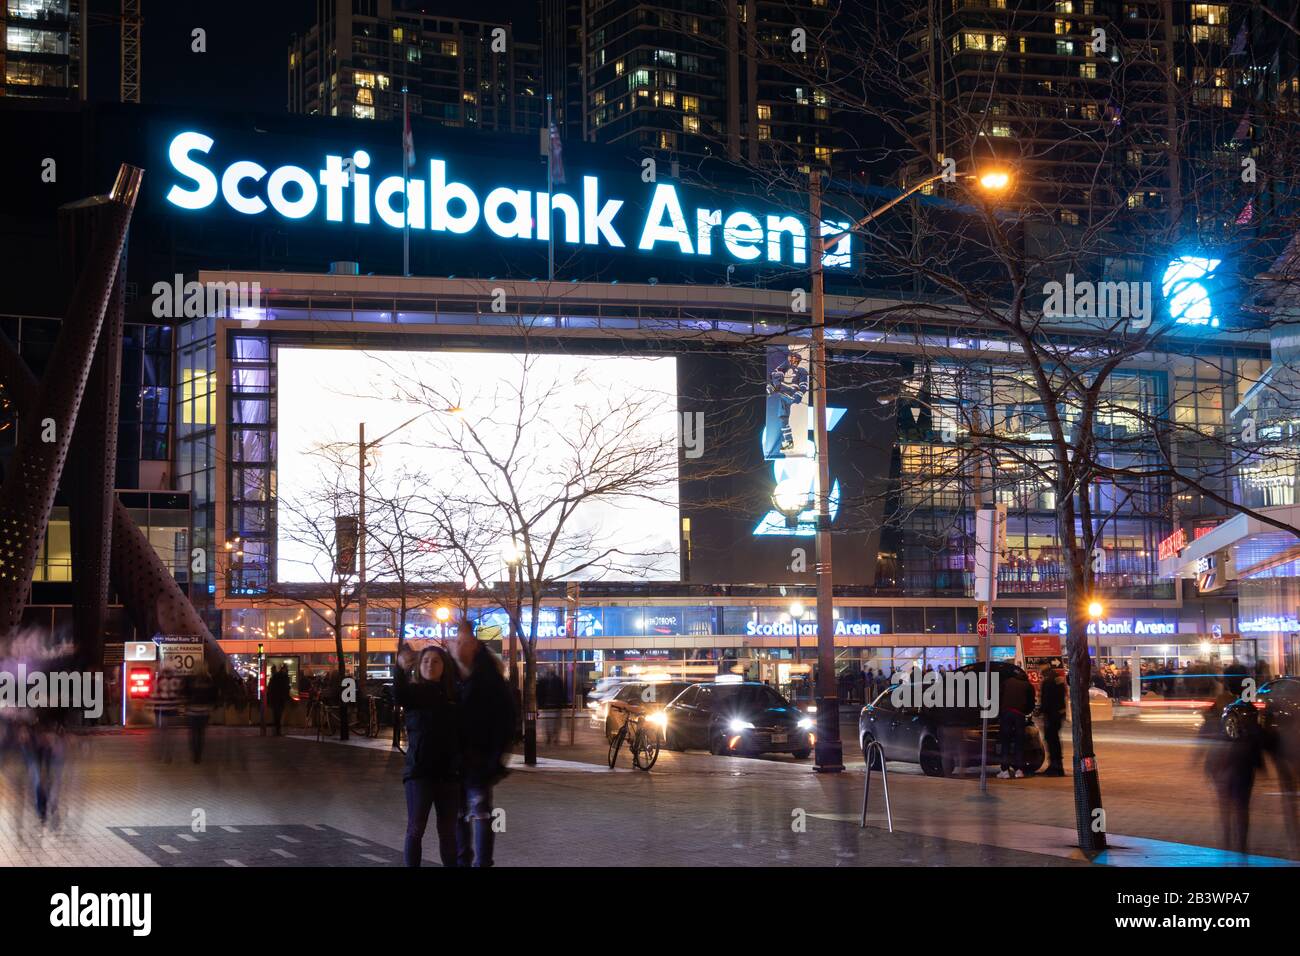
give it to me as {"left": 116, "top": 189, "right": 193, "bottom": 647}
{"left": 274, "top": 347, "right": 680, "bottom": 583}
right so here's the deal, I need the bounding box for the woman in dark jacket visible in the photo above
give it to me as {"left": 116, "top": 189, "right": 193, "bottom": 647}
{"left": 394, "top": 644, "right": 461, "bottom": 867}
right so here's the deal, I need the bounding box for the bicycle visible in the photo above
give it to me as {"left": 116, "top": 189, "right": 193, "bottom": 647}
{"left": 607, "top": 712, "right": 661, "bottom": 771}
{"left": 315, "top": 701, "right": 342, "bottom": 741}
{"left": 353, "top": 696, "right": 380, "bottom": 738}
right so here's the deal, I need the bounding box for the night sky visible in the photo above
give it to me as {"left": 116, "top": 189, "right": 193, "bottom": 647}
{"left": 84, "top": 0, "right": 543, "bottom": 113}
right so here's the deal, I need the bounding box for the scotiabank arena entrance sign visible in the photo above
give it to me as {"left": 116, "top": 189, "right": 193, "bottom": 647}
{"left": 160, "top": 128, "right": 853, "bottom": 277}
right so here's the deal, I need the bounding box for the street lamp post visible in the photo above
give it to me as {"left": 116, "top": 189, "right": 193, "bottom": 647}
{"left": 809, "top": 173, "right": 843, "bottom": 773}
{"left": 356, "top": 411, "right": 431, "bottom": 714}
{"left": 806, "top": 164, "right": 1013, "bottom": 775}
{"left": 501, "top": 539, "right": 523, "bottom": 734}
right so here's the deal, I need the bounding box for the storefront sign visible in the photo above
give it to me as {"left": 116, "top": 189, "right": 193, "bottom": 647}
{"left": 1040, "top": 617, "right": 1176, "bottom": 636}
{"left": 162, "top": 131, "right": 852, "bottom": 271}
{"left": 1158, "top": 528, "right": 1188, "bottom": 561}
{"left": 745, "top": 620, "right": 882, "bottom": 637}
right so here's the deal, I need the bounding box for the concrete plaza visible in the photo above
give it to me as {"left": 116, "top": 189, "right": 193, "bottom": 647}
{"left": 1, "top": 715, "right": 1297, "bottom": 867}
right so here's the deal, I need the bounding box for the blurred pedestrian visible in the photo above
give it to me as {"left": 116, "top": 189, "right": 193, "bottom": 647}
{"left": 186, "top": 671, "right": 216, "bottom": 763}
{"left": 1205, "top": 717, "right": 1263, "bottom": 855}
{"left": 395, "top": 643, "right": 461, "bottom": 866}
{"left": 268, "top": 665, "right": 290, "bottom": 736}
{"left": 997, "top": 668, "right": 1035, "bottom": 779}
{"left": 1037, "top": 665, "right": 1066, "bottom": 776}
{"left": 453, "top": 627, "right": 517, "bottom": 867}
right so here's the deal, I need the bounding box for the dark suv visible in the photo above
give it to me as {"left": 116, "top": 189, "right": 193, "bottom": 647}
{"left": 1221, "top": 676, "right": 1299, "bottom": 743}
{"left": 858, "top": 662, "right": 1045, "bottom": 777}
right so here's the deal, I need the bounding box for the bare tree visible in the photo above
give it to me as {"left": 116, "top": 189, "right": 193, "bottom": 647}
{"left": 669, "top": 0, "right": 1300, "bottom": 850}
{"left": 390, "top": 339, "right": 683, "bottom": 762}
{"left": 266, "top": 453, "right": 362, "bottom": 739}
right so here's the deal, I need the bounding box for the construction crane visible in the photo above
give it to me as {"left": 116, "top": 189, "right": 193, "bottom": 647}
{"left": 86, "top": 0, "right": 143, "bottom": 103}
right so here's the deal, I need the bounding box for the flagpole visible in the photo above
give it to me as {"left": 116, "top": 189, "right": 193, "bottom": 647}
{"left": 546, "top": 93, "right": 555, "bottom": 282}
{"left": 402, "top": 87, "right": 410, "bottom": 277}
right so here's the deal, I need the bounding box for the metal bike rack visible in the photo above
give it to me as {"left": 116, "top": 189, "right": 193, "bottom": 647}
{"left": 859, "top": 740, "right": 893, "bottom": 833}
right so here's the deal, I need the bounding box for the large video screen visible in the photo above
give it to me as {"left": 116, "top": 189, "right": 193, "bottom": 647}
{"left": 275, "top": 347, "right": 681, "bottom": 583}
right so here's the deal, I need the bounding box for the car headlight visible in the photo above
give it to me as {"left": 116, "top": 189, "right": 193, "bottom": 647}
{"left": 729, "top": 719, "right": 754, "bottom": 732}
{"left": 647, "top": 711, "right": 667, "bottom": 728}
{"left": 797, "top": 717, "right": 814, "bottom": 730}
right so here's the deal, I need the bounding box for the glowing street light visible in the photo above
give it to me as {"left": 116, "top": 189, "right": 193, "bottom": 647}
{"left": 976, "top": 168, "right": 1012, "bottom": 193}
{"left": 1087, "top": 600, "right": 1105, "bottom": 620}
{"left": 435, "top": 605, "right": 451, "bottom": 623}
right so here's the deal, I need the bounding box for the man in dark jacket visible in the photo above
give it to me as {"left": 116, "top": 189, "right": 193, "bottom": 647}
{"left": 1037, "top": 666, "right": 1067, "bottom": 776}
{"left": 997, "top": 668, "right": 1036, "bottom": 779}
{"left": 452, "top": 628, "right": 517, "bottom": 866}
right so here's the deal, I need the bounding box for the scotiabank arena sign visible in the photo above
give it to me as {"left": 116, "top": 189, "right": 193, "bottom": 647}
{"left": 162, "top": 130, "right": 852, "bottom": 271}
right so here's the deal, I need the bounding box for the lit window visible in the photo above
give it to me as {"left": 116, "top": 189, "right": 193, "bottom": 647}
{"left": 683, "top": 115, "right": 700, "bottom": 133}
{"left": 1080, "top": 62, "right": 1097, "bottom": 78}
{"left": 615, "top": 59, "right": 624, "bottom": 76}
{"left": 756, "top": 103, "right": 770, "bottom": 120}
{"left": 441, "top": 40, "right": 458, "bottom": 56}
{"left": 758, "top": 124, "right": 771, "bottom": 140}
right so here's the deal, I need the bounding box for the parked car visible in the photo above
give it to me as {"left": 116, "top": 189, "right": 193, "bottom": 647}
{"left": 663, "top": 681, "right": 814, "bottom": 759}
{"left": 603, "top": 680, "right": 693, "bottom": 741}
{"left": 1221, "top": 676, "right": 1299, "bottom": 743}
{"left": 858, "top": 662, "right": 1045, "bottom": 777}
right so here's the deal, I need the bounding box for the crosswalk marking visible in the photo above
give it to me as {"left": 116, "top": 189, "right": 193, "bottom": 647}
{"left": 224, "top": 859, "right": 246, "bottom": 867}
{"left": 276, "top": 834, "right": 302, "bottom": 844}
{"left": 271, "top": 847, "right": 295, "bottom": 858}
{"left": 360, "top": 853, "right": 388, "bottom": 863}
{"left": 159, "top": 845, "right": 180, "bottom": 855}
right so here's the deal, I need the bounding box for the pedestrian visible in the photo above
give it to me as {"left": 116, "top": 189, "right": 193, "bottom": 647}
{"left": 186, "top": 670, "right": 216, "bottom": 763}
{"left": 996, "top": 667, "right": 1035, "bottom": 779}
{"left": 1037, "top": 665, "right": 1066, "bottom": 776}
{"left": 1205, "top": 716, "right": 1263, "bottom": 855}
{"left": 268, "top": 664, "right": 290, "bottom": 736}
{"left": 395, "top": 643, "right": 462, "bottom": 866}
{"left": 452, "top": 627, "right": 517, "bottom": 867}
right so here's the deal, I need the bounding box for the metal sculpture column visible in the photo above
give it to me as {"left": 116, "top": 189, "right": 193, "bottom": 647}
{"left": 0, "top": 166, "right": 142, "bottom": 635}
{"left": 65, "top": 203, "right": 128, "bottom": 667}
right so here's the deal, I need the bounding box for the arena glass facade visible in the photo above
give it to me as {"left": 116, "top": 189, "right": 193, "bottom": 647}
{"left": 175, "top": 270, "right": 1270, "bottom": 696}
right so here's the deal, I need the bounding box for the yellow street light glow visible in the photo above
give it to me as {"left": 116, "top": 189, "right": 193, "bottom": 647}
{"left": 789, "top": 601, "right": 805, "bottom": 618}
{"left": 435, "top": 606, "right": 451, "bottom": 622}
{"left": 1087, "top": 600, "right": 1104, "bottom": 619}
{"left": 977, "top": 169, "right": 1011, "bottom": 192}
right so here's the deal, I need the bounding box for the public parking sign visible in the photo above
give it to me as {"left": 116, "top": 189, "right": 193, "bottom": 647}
{"left": 160, "top": 642, "right": 204, "bottom": 675}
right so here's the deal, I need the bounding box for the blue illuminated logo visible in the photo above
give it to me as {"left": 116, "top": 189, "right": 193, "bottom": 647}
{"left": 162, "top": 130, "right": 851, "bottom": 270}
{"left": 1162, "top": 255, "right": 1222, "bottom": 327}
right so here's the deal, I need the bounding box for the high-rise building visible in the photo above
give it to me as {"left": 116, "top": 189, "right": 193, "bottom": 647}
{"left": 901, "top": 1, "right": 1297, "bottom": 219}
{"left": 546, "top": 0, "right": 834, "bottom": 169}
{"left": 1, "top": 0, "right": 84, "bottom": 100}
{"left": 289, "top": 0, "right": 542, "bottom": 133}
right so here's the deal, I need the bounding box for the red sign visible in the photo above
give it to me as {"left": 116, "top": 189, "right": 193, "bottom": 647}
{"left": 977, "top": 617, "right": 989, "bottom": 638}
{"left": 127, "top": 667, "right": 153, "bottom": 699}
{"left": 1158, "top": 528, "right": 1188, "bottom": 561}
{"left": 1021, "top": 634, "right": 1062, "bottom": 657}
